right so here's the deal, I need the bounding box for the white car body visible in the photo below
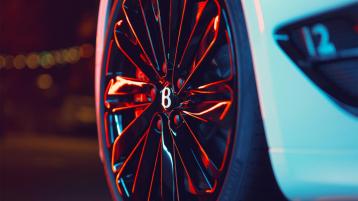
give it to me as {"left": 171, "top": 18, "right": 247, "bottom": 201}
{"left": 242, "top": 0, "right": 358, "bottom": 200}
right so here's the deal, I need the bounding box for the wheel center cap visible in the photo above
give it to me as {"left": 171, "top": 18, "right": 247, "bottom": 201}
{"left": 161, "top": 86, "right": 174, "bottom": 110}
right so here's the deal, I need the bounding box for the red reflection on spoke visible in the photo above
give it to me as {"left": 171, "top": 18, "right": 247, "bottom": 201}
{"left": 176, "top": 1, "right": 208, "bottom": 68}
{"left": 138, "top": 0, "right": 160, "bottom": 70}
{"left": 173, "top": 0, "right": 187, "bottom": 67}
{"left": 178, "top": 10, "right": 221, "bottom": 95}
{"left": 114, "top": 131, "right": 147, "bottom": 174}
{"left": 181, "top": 115, "right": 216, "bottom": 174}
{"left": 183, "top": 101, "right": 231, "bottom": 122}
{"left": 147, "top": 137, "right": 162, "bottom": 201}
{"left": 104, "top": 112, "right": 111, "bottom": 148}
{"left": 173, "top": 141, "right": 198, "bottom": 194}
{"left": 120, "top": 0, "right": 162, "bottom": 78}
{"left": 131, "top": 116, "right": 158, "bottom": 194}
{"left": 111, "top": 105, "right": 154, "bottom": 172}
{"left": 105, "top": 40, "right": 114, "bottom": 75}
{"left": 197, "top": 80, "right": 228, "bottom": 90}
{"left": 112, "top": 103, "right": 149, "bottom": 113}
{"left": 107, "top": 76, "right": 150, "bottom": 96}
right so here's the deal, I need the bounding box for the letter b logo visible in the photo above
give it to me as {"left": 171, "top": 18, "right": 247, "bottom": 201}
{"left": 161, "top": 87, "right": 172, "bottom": 109}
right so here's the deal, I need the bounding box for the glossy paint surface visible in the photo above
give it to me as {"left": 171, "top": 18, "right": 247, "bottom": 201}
{"left": 242, "top": 0, "right": 358, "bottom": 200}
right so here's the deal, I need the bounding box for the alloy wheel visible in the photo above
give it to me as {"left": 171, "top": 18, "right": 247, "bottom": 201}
{"left": 101, "top": 0, "right": 238, "bottom": 200}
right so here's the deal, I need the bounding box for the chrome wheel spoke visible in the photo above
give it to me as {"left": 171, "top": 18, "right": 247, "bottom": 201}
{"left": 160, "top": 115, "right": 178, "bottom": 201}
{"left": 115, "top": 5, "right": 162, "bottom": 81}
{"left": 180, "top": 28, "right": 230, "bottom": 94}
{"left": 172, "top": 116, "right": 218, "bottom": 192}
{"left": 131, "top": 115, "right": 162, "bottom": 200}
{"left": 104, "top": 76, "right": 155, "bottom": 110}
{"left": 174, "top": 1, "right": 220, "bottom": 68}
{"left": 111, "top": 103, "right": 158, "bottom": 172}
{"left": 179, "top": 82, "right": 234, "bottom": 173}
{"left": 183, "top": 83, "right": 233, "bottom": 122}
{"left": 139, "top": 0, "right": 168, "bottom": 75}
{"left": 113, "top": 115, "right": 160, "bottom": 199}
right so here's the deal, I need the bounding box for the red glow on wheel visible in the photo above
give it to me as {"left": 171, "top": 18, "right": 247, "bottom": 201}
{"left": 102, "top": 0, "right": 237, "bottom": 200}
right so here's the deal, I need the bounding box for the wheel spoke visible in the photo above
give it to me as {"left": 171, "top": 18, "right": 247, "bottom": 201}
{"left": 179, "top": 82, "right": 234, "bottom": 173}
{"left": 172, "top": 0, "right": 187, "bottom": 67}
{"left": 172, "top": 115, "right": 217, "bottom": 194}
{"left": 183, "top": 83, "right": 233, "bottom": 122}
{"left": 139, "top": 0, "right": 168, "bottom": 75}
{"left": 160, "top": 115, "right": 178, "bottom": 201}
{"left": 106, "top": 76, "right": 153, "bottom": 96}
{"left": 104, "top": 76, "right": 155, "bottom": 110}
{"left": 188, "top": 13, "right": 220, "bottom": 71}
{"left": 111, "top": 103, "right": 158, "bottom": 172}
{"left": 113, "top": 115, "right": 160, "bottom": 200}
{"left": 132, "top": 115, "right": 162, "bottom": 200}
{"left": 174, "top": 13, "right": 235, "bottom": 93}
{"left": 175, "top": 1, "right": 218, "bottom": 67}
{"left": 114, "top": 131, "right": 146, "bottom": 198}
{"left": 114, "top": 9, "right": 162, "bottom": 83}
{"left": 156, "top": 0, "right": 171, "bottom": 57}
{"left": 138, "top": 0, "right": 160, "bottom": 71}
{"left": 177, "top": 16, "right": 221, "bottom": 94}
{"left": 182, "top": 101, "right": 231, "bottom": 123}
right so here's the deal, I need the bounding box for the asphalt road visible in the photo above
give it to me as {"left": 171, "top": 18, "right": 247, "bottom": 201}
{"left": 0, "top": 134, "right": 112, "bottom": 201}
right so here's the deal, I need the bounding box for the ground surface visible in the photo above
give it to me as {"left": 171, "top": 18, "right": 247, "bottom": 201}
{"left": 0, "top": 134, "right": 112, "bottom": 201}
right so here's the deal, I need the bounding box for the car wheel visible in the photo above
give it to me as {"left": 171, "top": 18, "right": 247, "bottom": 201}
{"left": 96, "top": 0, "right": 286, "bottom": 200}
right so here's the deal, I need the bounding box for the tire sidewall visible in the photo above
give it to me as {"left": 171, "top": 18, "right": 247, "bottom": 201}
{"left": 218, "top": 0, "right": 262, "bottom": 200}
{"left": 96, "top": 0, "right": 124, "bottom": 200}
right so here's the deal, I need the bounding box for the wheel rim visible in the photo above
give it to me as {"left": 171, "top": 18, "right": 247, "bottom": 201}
{"left": 101, "top": 0, "right": 237, "bottom": 200}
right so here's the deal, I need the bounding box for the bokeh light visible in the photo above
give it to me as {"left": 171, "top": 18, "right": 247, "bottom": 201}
{"left": 13, "top": 54, "right": 26, "bottom": 69}
{"left": 36, "top": 73, "right": 53, "bottom": 90}
{"left": 26, "top": 53, "right": 40, "bottom": 69}
{"left": 0, "top": 0, "right": 111, "bottom": 200}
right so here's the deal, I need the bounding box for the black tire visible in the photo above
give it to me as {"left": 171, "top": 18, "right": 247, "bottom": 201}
{"left": 96, "top": 0, "right": 287, "bottom": 201}
{"left": 218, "top": 1, "right": 286, "bottom": 200}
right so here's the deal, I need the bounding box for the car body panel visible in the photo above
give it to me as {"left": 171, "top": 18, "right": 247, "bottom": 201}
{"left": 241, "top": 0, "right": 358, "bottom": 200}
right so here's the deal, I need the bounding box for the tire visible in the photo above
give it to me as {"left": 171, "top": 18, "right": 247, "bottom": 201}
{"left": 95, "top": 0, "right": 287, "bottom": 201}
{"left": 218, "top": 2, "right": 286, "bottom": 199}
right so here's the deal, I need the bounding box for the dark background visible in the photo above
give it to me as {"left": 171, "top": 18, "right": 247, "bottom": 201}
{"left": 0, "top": 0, "right": 111, "bottom": 200}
